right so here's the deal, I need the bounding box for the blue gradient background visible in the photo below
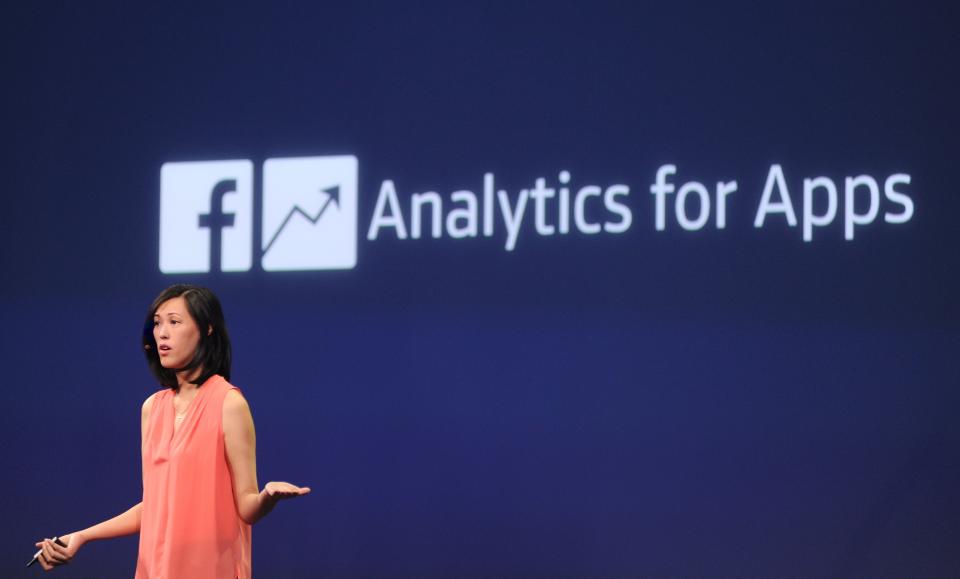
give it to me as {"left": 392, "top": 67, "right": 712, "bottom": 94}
{"left": 2, "top": 2, "right": 959, "bottom": 577}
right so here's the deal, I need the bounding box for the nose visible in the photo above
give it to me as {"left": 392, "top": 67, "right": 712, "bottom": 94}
{"left": 154, "top": 321, "right": 169, "bottom": 340}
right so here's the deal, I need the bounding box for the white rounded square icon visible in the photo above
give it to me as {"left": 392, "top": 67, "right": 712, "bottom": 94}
{"left": 160, "top": 160, "right": 254, "bottom": 273}
{"left": 261, "top": 156, "right": 358, "bottom": 271}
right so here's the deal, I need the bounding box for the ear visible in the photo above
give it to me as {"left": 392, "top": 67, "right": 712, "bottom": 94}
{"left": 207, "top": 325, "right": 213, "bottom": 336}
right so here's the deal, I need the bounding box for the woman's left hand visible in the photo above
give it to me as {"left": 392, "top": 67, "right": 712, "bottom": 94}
{"left": 262, "top": 481, "right": 311, "bottom": 503}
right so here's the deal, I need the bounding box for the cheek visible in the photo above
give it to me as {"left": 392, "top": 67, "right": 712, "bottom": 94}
{"left": 181, "top": 328, "right": 202, "bottom": 354}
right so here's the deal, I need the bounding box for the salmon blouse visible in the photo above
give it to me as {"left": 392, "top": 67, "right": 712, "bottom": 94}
{"left": 137, "top": 375, "right": 252, "bottom": 579}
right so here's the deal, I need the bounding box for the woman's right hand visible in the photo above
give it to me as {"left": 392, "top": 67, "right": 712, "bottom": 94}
{"left": 34, "top": 532, "right": 83, "bottom": 571}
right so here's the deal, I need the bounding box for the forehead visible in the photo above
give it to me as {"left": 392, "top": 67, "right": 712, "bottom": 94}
{"left": 155, "top": 296, "right": 189, "bottom": 317}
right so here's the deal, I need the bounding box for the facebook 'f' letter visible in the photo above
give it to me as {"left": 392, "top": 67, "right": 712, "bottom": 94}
{"left": 198, "top": 179, "right": 239, "bottom": 272}
{"left": 160, "top": 160, "right": 253, "bottom": 273}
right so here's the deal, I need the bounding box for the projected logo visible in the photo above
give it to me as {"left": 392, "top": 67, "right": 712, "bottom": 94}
{"left": 262, "top": 156, "right": 358, "bottom": 271}
{"left": 160, "top": 156, "right": 357, "bottom": 273}
{"left": 160, "top": 160, "right": 254, "bottom": 273}
{"left": 161, "top": 153, "right": 914, "bottom": 275}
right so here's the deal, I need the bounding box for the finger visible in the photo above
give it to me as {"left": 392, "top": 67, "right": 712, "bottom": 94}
{"left": 43, "top": 540, "right": 68, "bottom": 564}
{"left": 51, "top": 539, "right": 69, "bottom": 555}
{"left": 47, "top": 540, "right": 69, "bottom": 564}
{"left": 278, "top": 483, "right": 303, "bottom": 491}
{"left": 40, "top": 545, "right": 56, "bottom": 567}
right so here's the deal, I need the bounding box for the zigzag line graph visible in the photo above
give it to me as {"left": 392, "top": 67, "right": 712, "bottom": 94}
{"left": 262, "top": 186, "right": 340, "bottom": 255}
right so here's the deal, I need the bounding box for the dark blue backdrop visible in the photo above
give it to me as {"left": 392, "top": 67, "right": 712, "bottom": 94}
{"left": 3, "top": 2, "right": 959, "bottom": 577}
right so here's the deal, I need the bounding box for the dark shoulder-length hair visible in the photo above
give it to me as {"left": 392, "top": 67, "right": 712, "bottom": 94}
{"left": 142, "top": 284, "right": 231, "bottom": 389}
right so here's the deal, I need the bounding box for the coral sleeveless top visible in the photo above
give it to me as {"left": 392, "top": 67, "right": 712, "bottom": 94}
{"left": 137, "top": 375, "right": 252, "bottom": 579}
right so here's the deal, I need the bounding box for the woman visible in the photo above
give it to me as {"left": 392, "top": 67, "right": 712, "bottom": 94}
{"left": 34, "top": 284, "right": 310, "bottom": 577}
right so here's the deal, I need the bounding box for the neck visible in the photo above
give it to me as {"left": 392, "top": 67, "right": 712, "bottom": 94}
{"left": 176, "top": 368, "right": 203, "bottom": 392}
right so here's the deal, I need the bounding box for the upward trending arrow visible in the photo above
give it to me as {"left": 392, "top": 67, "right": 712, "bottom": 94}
{"left": 324, "top": 184, "right": 340, "bottom": 209}
{"left": 262, "top": 185, "right": 341, "bottom": 255}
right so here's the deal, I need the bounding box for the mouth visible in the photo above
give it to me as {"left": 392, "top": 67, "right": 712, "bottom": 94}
{"left": 158, "top": 345, "right": 172, "bottom": 356}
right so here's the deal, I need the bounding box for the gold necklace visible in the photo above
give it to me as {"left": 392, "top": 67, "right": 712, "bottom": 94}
{"left": 174, "top": 392, "right": 193, "bottom": 422}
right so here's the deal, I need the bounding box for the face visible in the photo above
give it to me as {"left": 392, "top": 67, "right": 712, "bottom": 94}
{"left": 153, "top": 296, "right": 202, "bottom": 371}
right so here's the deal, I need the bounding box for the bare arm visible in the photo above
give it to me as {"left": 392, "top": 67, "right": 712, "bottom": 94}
{"left": 35, "top": 503, "right": 143, "bottom": 571}
{"left": 71, "top": 393, "right": 155, "bottom": 541}
{"left": 70, "top": 502, "right": 142, "bottom": 542}
{"left": 34, "top": 395, "right": 154, "bottom": 570}
{"left": 222, "top": 390, "right": 310, "bottom": 525}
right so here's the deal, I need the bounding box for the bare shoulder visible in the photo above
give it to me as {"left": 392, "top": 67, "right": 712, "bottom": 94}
{"left": 223, "top": 389, "right": 252, "bottom": 418}
{"left": 224, "top": 388, "right": 249, "bottom": 408}
{"left": 141, "top": 392, "right": 161, "bottom": 442}
{"left": 223, "top": 389, "right": 254, "bottom": 441}
{"left": 141, "top": 391, "right": 159, "bottom": 418}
